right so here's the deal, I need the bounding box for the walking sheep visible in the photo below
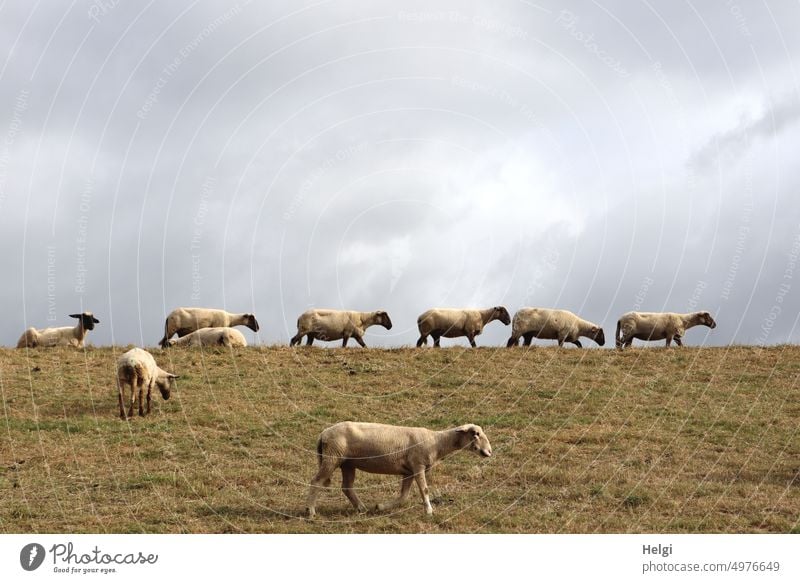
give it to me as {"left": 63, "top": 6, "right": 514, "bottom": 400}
{"left": 116, "top": 348, "right": 178, "bottom": 419}
{"left": 306, "top": 421, "right": 492, "bottom": 517}
{"left": 167, "top": 327, "right": 247, "bottom": 348}
{"left": 616, "top": 311, "right": 717, "bottom": 349}
{"left": 507, "top": 308, "right": 605, "bottom": 348}
{"left": 416, "top": 307, "right": 510, "bottom": 347}
{"left": 159, "top": 307, "right": 259, "bottom": 348}
{"left": 290, "top": 309, "right": 392, "bottom": 347}
{"left": 16, "top": 312, "right": 100, "bottom": 348}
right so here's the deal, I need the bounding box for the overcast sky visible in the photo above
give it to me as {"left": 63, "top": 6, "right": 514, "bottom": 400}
{"left": 1, "top": 0, "right": 798, "bottom": 348}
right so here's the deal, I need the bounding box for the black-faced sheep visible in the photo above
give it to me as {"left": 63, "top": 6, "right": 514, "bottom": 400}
{"left": 507, "top": 308, "right": 605, "bottom": 348}
{"left": 616, "top": 311, "right": 717, "bottom": 349}
{"left": 116, "top": 348, "right": 177, "bottom": 419}
{"left": 416, "top": 307, "right": 510, "bottom": 347}
{"left": 290, "top": 309, "right": 392, "bottom": 347}
{"left": 159, "top": 307, "right": 259, "bottom": 348}
{"left": 16, "top": 312, "right": 100, "bottom": 348}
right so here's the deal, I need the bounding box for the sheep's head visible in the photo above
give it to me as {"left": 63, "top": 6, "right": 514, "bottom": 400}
{"left": 245, "top": 314, "right": 260, "bottom": 332}
{"left": 156, "top": 373, "right": 179, "bottom": 400}
{"left": 701, "top": 312, "right": 716, "bottom": 329}
{"left": 376, "top": 310, "right": 393, "bottom": 330}
{"left": 456, "top": 424, "right": 492, "bottom": 457}
{"left": 494, "top": 307, "right": 511, "bottom": 325}
{"left": 70, "top": 312, "right": 100, "bottom": 331}
{"left": 589, "top": 326, "right": 605, "bottom": 346}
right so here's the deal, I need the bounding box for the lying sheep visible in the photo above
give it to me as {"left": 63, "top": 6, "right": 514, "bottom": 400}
{"left": 506, "top": 308, "right": 605, "bottom": 348}
{"left": 159, "top": 307, "right": 259, "bottom": 348}
{"left": 167, "top": 327, "right": 247, "bottom": 348}
{"left": 416, "top": 306, "right": 510, "bottom": 347}
{"left": 306, "top": 421, "right": 492, "bottom": 517}
{"left": 16, "top": 312, "right": 100, "bottom": 348}
{"left": 116, "top": 348, "right": 178, "bottom": 419}
{"left": 290, "top": 309, "right": 392, "bottom": 347}
{"left": 616, "top": 311, "right": 717, "bottom": 349}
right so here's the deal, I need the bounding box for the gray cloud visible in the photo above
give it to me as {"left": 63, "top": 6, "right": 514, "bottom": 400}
{"left": 1, "top": 0, "right": 798, "bottom": 348}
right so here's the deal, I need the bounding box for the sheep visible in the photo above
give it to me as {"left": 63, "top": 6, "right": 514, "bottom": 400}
{"left": 16, "top": 312, "right": 100, "bottom": 348}
{"left": 616, "top": 311, "right": 717, "bottom": 349}
{"left": 167, "top": 327, "right": 247, "bottom": 348}
{"left": 506, "top": 308, "right": 605, "bottom": 348}
{"left": 159, "top": 307, "right": 259, "bottom": 348}
{"left": 306, "top": 421, "right": 492, "bottom": 517}
{"left": 116, "top": 348, "right": 178, "bottom": 419}
{"left": 416, "top": 306, "right": 510, "bottom": 348}
{"left": 289, "top": 309, "right": 392, "bottom": 347}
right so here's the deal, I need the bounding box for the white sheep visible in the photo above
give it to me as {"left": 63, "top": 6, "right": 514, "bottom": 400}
{"left": 306, "top": 421, "right": 492, "bottom": 517}
{"left": 167, "top": 327, "right": 247, "bottom": 348}
{"left": 116, "top": 347, "right": 178, "bottom": 419}
{"left": 416, "top": 306, "right": 510, "bottom": 347}
{"left": 16, "top": 312, "right": 100, "bottom": 349}
{"left": 507, "top": 308, "right": 605, "bottom": 348}
{"left": 616, "top": 311, "right": 717, "bottom": 349}
{"left": 159, "top": 307, "right": 259, "bottom": 348}
{"left": 289, "top": 309, "right": 393, "bottom": 347}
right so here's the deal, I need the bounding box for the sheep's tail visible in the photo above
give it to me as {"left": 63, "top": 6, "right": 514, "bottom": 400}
{"left": 615, "top": 320, "right": 622, "bottom": 349}
{"left": 159, "top": 316, "right": 171, "bottom": 348}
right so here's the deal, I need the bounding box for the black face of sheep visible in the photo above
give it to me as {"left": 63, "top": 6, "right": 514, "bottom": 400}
{"left": 158, "top": 374, "right": 179, "bottom": 400}
{"left": 70, "top": 312, "right": 100, "bottom": 331}
{"left": 702, "top": 312, "right": 717, "bottom": 329}
{"left": 245, "top": 314, "right": 260, "bottom": 332}
{"left": 495, "top": 307, "right": 511, "bottom": 325}
{"left": 377, "top": 311, "right": 393, "bottom": 330}
{"left": 591, "top": 326, "right": 606, "bottom": 347}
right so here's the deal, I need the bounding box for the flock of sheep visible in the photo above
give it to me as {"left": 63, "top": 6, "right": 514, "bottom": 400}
{"left": 14, "top": 304, "right": 717, "bottom": 515}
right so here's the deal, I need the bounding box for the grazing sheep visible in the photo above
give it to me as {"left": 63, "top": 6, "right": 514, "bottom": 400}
{"left": 16, "top": 312, "right": 100, "bottom": 348}
{"left": 506, "top": 308, "right": 605, "bottom": 348}
{"left": 616, "top": 311, "right": 717, "bottom": 349}
{"left": 306, "top": 421, "right": 492, "bottom": 517}
{"left": 159, "top": 307, "right": 259, "bottom": 348}
{"left": 416, "top": 307, "right": 510, "bottom": 348}
{"left": 167, "top": 327, "right": 247, "bottom": 348}
{"left": 116, "top": 348, "right": 177, "bottom": 419}
{"left": 290, "top": 309, "right": 392, "bottom": 347}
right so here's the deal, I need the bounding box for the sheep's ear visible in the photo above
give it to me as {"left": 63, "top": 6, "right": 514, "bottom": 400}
{"left": 456, "top": 424, "right": 476, "bottom": 434}
{"left": 69, "top": 313, "right": 81, "bottom": 319}
{"left": 167, "top": 374, "right": 179, "bottom": 379}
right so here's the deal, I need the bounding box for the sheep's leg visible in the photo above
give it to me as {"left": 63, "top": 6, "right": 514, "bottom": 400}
{"left": 557, "top": 336, "right": 565, "bottom": 348}
{"left": 306, "top": 334, "right": 315, "bottom": 346}
{"left": 414, "top": 469, "right": 433, "bottom": 515}
{"left": 137, "top": 381, "right": 145, "bottom": 417}
{"left": 340, "top": 464, "right": 367, "bottom": 513}
{"left": 289, "top": 333, "right": 302, "bottom": 347}
{"left": 306, "top": 461, "right": 337, "bottom": 517}
{"left": 341, "top": 336, "right": 349, "bottom": 348}
{"left": 118, "top": 381, "right": 127, "bottom": 420}
{"left": 353, "top": 334, "right": 367, "bottom": 348}
{"left": 523, "top": 333, "right": 534, "bottom": 346}
{"left": 506, "top": 335, "right": 518, "bottom": 347}
{"left": 674, "top": 335, "right": 683, "bottom": 347}
{"left": 128, "top": 378, "right": 138, "bottom": 418}
{"left": 146, "top": 386, "right": 152, "bottom": 415}
{"left": 432, "top": 332, "right": 441, "bottom": 348}
{"left": 416, "top": 335, "right": 427, "bottom": 348}
{"left": 467, "top": 334, "right": 477, "bottom": 348}
{"left": 572, "top": 339, "right": 582, "bottom": 348}
{"left": 377, "top": 475, "right": 414, "bottom": 511}
{"left": 665, "top": 336, "right": 672, "bottom": 347}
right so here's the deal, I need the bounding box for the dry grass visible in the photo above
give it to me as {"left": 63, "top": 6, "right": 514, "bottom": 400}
{"left": 1, "top": 344, "right": 798, "bottom": 533}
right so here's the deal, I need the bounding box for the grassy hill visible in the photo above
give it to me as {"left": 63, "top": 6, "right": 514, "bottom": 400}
{"left": 1, "top": 345, "right": 798, "bottom": 533}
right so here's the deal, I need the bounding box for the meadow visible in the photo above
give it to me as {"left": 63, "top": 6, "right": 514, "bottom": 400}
{"left": 1, "top": 344, "right": 798, "bottom": 533}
